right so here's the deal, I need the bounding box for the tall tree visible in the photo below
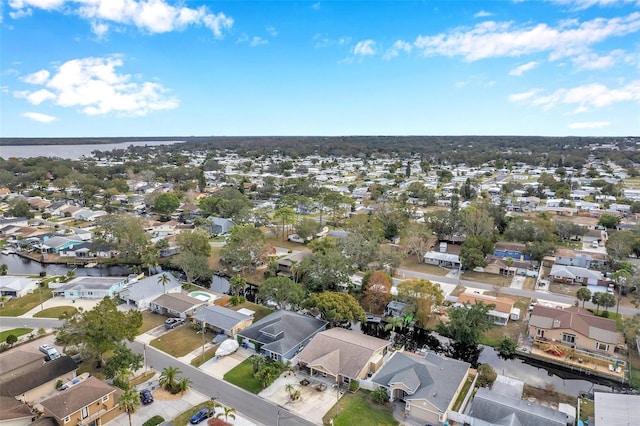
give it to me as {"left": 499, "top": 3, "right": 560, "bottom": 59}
{"left": 299, "top": 247, "right": 354, "bottom": 292}
{"left": 437, "top": 301, "right": 495, "bottom": 366}
{"left": 461, "top": 206, "right": 494, "bottom": 239}
{"left": 154, "top": 192, "right": 181, "bottom": 215}
{"left": 303, "top": 292, "right": 366, "bottom": 326}
{"left": 576, "top": 287, "right": 592, "bottom": 309}
{"left": 396, "top": 279, "right": 444, "bottom": 326}
{"left": 93, "top": 214, "right": 150, "bottom": 261}
{"left": 157, "top": 272, "right": 171, "bottom": 294}
{"left": 118, "top": 388, "right": 141, "bottom": 426}
{"left": 229, "top": 274, "right": 247, "bottom": 298}
{"left": 220, "top": 225, "right": 272, "bottom": 274}
{"left": 258, "top": 276, "right": 305, "bottom": 309}
{"left": 56, "top": 297, "right": 142, "bottom": 366}
{"left": 361, "top": 271, "right": 393, "bottom": 314}
{"left": 273, "top": 207, "right": 296, "bottom": 241}
{"left": 176, "top": 228, "right": 212, "bottom": 257}
{"left": 404, "top": 223, "right": 432, "bottom": 263}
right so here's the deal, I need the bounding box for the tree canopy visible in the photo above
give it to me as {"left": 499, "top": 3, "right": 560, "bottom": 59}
{"left": 303, "top": 292, "right": 366, "bottom": 326}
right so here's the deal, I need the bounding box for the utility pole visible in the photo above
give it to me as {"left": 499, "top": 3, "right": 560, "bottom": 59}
{"left": 202, "top": 319, "right": 206, "bottom": 360}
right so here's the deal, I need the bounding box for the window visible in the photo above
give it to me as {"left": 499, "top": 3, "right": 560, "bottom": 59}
{"left": 81, "top": 406, "right": 89, "bottom": 419}
{"left": 536, "top": 329, "right": 544, "bottom": 338}
{"left": 64, "top": 417, "right": 70, "bottom": 424}
{"left": 102, "top": 395, "right": 109, "bottom": 402}
{"left": 562, "top": 333, "right": 576, "bottom": 344}
{"left": 596, "top": 342, "right": 609, "bottom": 352}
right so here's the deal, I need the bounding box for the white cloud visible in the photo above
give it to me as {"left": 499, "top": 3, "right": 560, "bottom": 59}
{"left": 250, "top": 36, "right": 268, "bottom": 47}
{"left": 571, "top": 49, "right": 627, "bottom": 69}
{"left": 513, "top": 81, "right": 640, "bottom": 112}
{"left": 383, "top": 40, "right": 413, "bottom": 60}
{"left": 91, "top": 21, "right": 110, "bottom": 39}
{"left": 312, "top": 34, "right": 351, "bottom": 48}
{"left": 508, "top": 88, "right": 543, "bottom": 102}
{"left": 412, "top": 12, "right": 640, "bottom": 62}
{"left": 474, "top": 10, "right": 494, "bottom": 18}
{"left": 22, "top": 111, "right": 57, "bottom": 123}
{"left": 9, "top": 7, "right": 33, "bottom": 19}
{"left": 21, "top": 69, "right": 50, "bottom": 84}
{"left": 14, "top": 56, "right": 179, "bottom": 116}
{"left": 266, "top": 25, "right": 277, "bottom": 37}
{"left": 353, "top": 39, "right": 376, "bottom": 56}
{"left": 549, "top": 0, "right": 639, "bottom": 10}
{"left": 509, "top": 61, "right": 539, "bottom": 76}
{"left": 8, "top": 0, "right": 233, "bottom": 37}
{"left": 568, "top": 121, "right": 611, "bottom": 128}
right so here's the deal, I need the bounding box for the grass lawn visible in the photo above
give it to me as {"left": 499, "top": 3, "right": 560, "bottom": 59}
{"left": 191, "top": 344, "right": 220, "bottom": 367}
{"left": 33, "top": 306, "right": 77, "bottom": 319}
{"left": 150, "top": 325, "right": 216, "bottom": 358}
{"left": 322, "top": 390, "right": 398, "bottom": 426}
{"left": 461, "top": 271, "right": 512, "bottom": 286}
{"left": 131, "top": 371, "right": 156, "bottom": 386}
{"left": 173, "top": 401, "right": 213, "bottom": 425}
{"left": 223, "top": 357, "right": 262, "bottom": 394}
{"left": 229, "top": 302, "right": 273, "bottom": 322}
{"left": 266, "top": 236, "right": 306, "bottom": 251}
{"left": 452, "top": 373, "right": 476, "bottom": 412}
{"left": 627, "top": 347, "right": 640, "bottom": 390}
{"left": 140, "top": 311, "right": 168, "bottom": 333}
{"left": 0, "top": 287, "right": 53, "bottom": 316}
{"left": 579, "top": 398, "right": 594, "bottom": 421}
{"left": 0, "top": 328, "right": 33, "bottom": 341}
{"left": 399, "top": 256, "right": 449, "bottom": 276}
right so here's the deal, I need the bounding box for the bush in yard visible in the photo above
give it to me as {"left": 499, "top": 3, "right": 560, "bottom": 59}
{"left": 476, "top": 363, "right": 497, "bottom": 388}
{"left": 349, "top": 380, "right": 359, "bottom": 392}
{"left": 142, "top": 415, "right": 164, "bottom": 426}
{"left": 496, "top": 337, "right": 518, "bottom": 359}
{"left": 371, "top": 388, "right": 389, "bottom": 404}
{"left": 5, "top": 334, "right": 17, "bottom": 346}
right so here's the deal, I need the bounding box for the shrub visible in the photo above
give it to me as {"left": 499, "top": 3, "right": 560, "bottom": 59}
{"left": 371, "top": 388, "right": 389, "bottom": 404}
{"left": 230, "top": 296, "right": 246, "bottom": 306}
{"left": 142, "top": 415, "right": 165, "bottom": 426}
{"left": 56, "top": 379, "right": 63, "bottom": 389}
{"left": 476, "top": 363, "right": 497, "bottom": 388}
{"left": 496, "top": 337, "right": 518, "bottom": 359}
{"left": 5, "top": 334, "right": 17, "bottom": 346}
{"left": 348, "top": 380, "right": 359, "bottom": 392}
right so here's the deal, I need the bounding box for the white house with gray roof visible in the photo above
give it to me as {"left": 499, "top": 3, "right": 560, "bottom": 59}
{"left": 191, "top": 305, "right": 253, "bottom": 337}
{"left": 236, "top": 311, "right": 327, "bottom": 362}
{"left": 119, "top": 273, "right": 181, "bottom": 310}
{"left": 0, "top": 276, "right": 39, "bottom": 298}
{"left": 51, "top": 276, "right": 128, "bottom": 299}
{"left": 371, "top": 351, "right": 471, "bottom": 425}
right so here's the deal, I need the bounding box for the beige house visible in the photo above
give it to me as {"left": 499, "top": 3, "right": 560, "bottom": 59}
{"left": 296, "top": 328, "right": 390, "bottom": 385}
{"left": 38, "top": 376, "right": 122, "bottom": 426}
{"left": 528, "top": 306, "right": 621, "bottom": 355}
{"left": 372, "top": 351, "right": 471, "bottom": 425}
{"left": 456, "top": 293, "right": 516, "bottom": 326}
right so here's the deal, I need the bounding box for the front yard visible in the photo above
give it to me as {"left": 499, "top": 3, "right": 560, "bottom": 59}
{"left": 140, "top": 311, "right": 168, "bottom": 333}
{"left": 223, "top": 357, "right": 263, "bottom": 394}
{"left": 322, "top": 390, "right": 398, "bottom": 426}
{"left": 150, "top": 324, "right": 216, "bottom": 358}
{"left": 33, "top": 306, "right": 77, "bottom": 319}
{"left": 461, "top": 271, "right": 512, "bottom": 287}
{"left": 0, "top": 287, "right": 52, "bottom": 316}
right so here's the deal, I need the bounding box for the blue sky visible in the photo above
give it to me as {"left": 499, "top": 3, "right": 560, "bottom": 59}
{"left": 1, "top": 0, "right": 639, "bottom": 137}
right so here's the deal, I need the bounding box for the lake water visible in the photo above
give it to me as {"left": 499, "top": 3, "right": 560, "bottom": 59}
{"left": 0, "top": 140, "right": 185, "bottom": 160}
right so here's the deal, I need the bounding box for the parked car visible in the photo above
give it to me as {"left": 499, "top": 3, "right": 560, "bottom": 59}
{"left": 139, "top": 389, "right": 154, "bottom": 405}
{"left": 189, "top": 408, "right": 213, "bottom": 424}
{"left": 164, "top": 317, "right": 185, "bottom": 330}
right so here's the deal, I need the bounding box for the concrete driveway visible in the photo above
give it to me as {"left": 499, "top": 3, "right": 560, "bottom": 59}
{"left": 199, "top": 347, "right": 253, "bottom": 379}
{"left": 259, "top": 373, "right": 343, "bottom": 426}
{"left": 109, "top": 388, "right": 208, "bottom": 426}
{"left": 510, "top": 275, "right": 526, "bottom": 290}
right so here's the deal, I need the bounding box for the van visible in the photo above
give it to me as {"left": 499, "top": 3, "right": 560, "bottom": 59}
{"left": 39, "top": 344, "right": 61, "bottom": 361}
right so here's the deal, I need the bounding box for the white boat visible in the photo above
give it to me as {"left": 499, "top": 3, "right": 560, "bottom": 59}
{"left": 215, "top": 339, "right": 239, "bottom": 357}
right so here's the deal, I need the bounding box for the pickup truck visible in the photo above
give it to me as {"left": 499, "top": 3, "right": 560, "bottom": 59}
{"left": 164, "top": 317, "right": 185, "bottom": 330}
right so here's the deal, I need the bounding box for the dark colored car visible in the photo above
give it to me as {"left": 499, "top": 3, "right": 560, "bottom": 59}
{"left": 164, "top": 317, "right": 185, "bottom": 330}
{"left": 189, "top": 408, "right": 213, "bottom": 424}
{"left": 139, "top": 389, "right": 154, "bottom": 405}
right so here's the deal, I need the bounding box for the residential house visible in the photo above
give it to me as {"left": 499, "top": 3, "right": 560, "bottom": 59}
{"left": 206, "top": 217, "right": 234, "bottom": 235}
{"left": 423, "top": 251, "right": 461, "bottom": 269}
{"left": 191, "top": 305, "right": 253, "bottom": 337}
{"left": 484, "top": 255, "right": 535, "bottom": 277}
{"left": 493, "top": 242, "right": 530, "bottom": 261}
{"left": 296, "top": 328, "right": 390, "bottom": 385}
{"left": 37, "top": 376, "right": 122, "bottom": 426}
{"left": 276, "top": 251, "right": 311, "bottom": 279}
{"left": 237, "top": 311, "right": 327, "bottom": 362}
{"left": 0, "top": 356, "right": 78, "bottom": 403}
{"left": 119, "top": 273, "right": 182, "bottom": 310}
{"left": 0, "top": 396, "right": 35, "bottom": 425}
{"left": 548, "top": 264, "right": 606, "bottom": 286}
{"left": 0, "top": 337, "right": 53, "bottom": 383}
{"left": 0, "top": 276, "right": 39, "bottom": 298}
{"left": 466, "top": 379, "right": 570, "bottom": 426}
{"left": 51, "top": 277, "right": 128, "bottom": 299}
{"left": 385, "top": 301, "right": 408, "bottom": 318}
{"left": 593, "top": 392, "right": 640, "bottom": 426}
{"left": 554, "top": 248, "right": 607, "bottom": 269}
{"left": 528, "top": 306, "right": 621, "bottom": 355}
{"left": 371, "top": 351, "right": 471, "bottom": 426}
{"left": 455, "top": 293, "right": 517, "bottom": 326}
{"left": 150, "top": 292, "right": 208, "bottom": 318}
{"left": 40, "top": 235, "right": 84, "bottom": 254}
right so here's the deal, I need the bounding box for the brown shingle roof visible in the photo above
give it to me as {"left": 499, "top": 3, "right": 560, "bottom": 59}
{"left": 457, "top": 293, "right": 514, "bottom": 314}
{"left": 1, "top": 356, "right": 78, "bottom": 397}
{"left": 529, "top": 306, "right": 618, "bottom": 344}
{"left": 39, "top": 376, "right": 119, "bottom": 419}
{"left": 296, "top": 328, "right": 389, "bottom": 380}
{"left": 151, "top": 292, "right": 204, "bottom": 313}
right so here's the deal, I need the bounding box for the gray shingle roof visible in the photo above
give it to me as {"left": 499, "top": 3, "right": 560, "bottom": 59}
{"left": 468, "top": 387, "right": 567, "bottom": 426}
{"left": 191, "top": 306, "right": 252, "bottom": 330}
{"left": 237, "top": 311, "right": 327, "bottom": 357}
{"left": 119, "top": 273, "right": 181, "bottom": 302}
{"left": 53, "top": 276, "right": 126, "bottom": 293}
{"left": 151, "top": 292, "right": 205, "bottom": 313}
{"left": 0, "top": 356, "right": 77, "bottom": 397}
{"left": 372, "top": 351, "right": 469, "bottom": 412}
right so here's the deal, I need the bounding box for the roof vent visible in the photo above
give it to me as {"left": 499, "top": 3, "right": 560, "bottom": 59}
{"left": 433, "top": 392, "right": 437, "bottom": 397}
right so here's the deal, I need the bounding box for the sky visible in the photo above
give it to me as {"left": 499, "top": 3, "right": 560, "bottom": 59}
{"left": 1, "top": 0, "right": 639, "bottom": 138}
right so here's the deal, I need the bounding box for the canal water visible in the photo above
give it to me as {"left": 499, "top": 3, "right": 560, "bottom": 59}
{"left": 0, "top": 253, "right": 132, "bottom": 277}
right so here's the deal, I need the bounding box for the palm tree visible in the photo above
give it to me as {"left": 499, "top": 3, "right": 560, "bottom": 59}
{"left": 216, "top": 406, "right": 236, "bottom": 423}
{"left": 159, "top": 366, "right": 181, "bottom": 392}
{"left": 576, "top": 287, "right": 592, "bottom": 309}
{"left": 285, "top": 383, "right": 294, "bottom": 397}
{"left": 229, "top": 274, "right": 246, "bottom": 298}
{"left": 175, "top": 377, "right": 191, "bottom": 394}
{"left": 157, "top": 272, "right": 171, "bottom": 294}
{"left": 118, "top": 388, "right": 141, "bottom": 426}
{"left": 384, "top": 316, "right": 404, "bottom": 333}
